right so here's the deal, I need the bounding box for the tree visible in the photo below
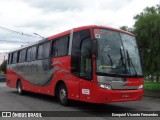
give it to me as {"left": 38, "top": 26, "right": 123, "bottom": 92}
{"left": 134, "top": 5, "right": 160, "bottom": 82}
{"left": 0, "top": 60, "right": 7, "bottom": 74}
{"left": 119, "top": 26, "right": 134, "bottom": 34}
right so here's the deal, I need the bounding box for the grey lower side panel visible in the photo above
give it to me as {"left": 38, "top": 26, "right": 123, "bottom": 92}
{"left": 97, "top": 76, "right": 139, "bottom": 90}
{"left": 8, "top": 59, "right": 59, "bottom": 86}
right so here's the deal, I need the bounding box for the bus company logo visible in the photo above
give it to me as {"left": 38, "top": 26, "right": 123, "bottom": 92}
{"left": 124, "top": 86, "right": 128, "bottom": 89}
{"left": 2, "top": 112, "right": 11, "bottom": 117}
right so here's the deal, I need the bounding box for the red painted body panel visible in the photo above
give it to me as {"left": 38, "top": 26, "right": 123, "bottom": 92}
{"left": 126, "top": 78, "right": 144, "bottom": 86}
{"left": 6, "top": 55, "right": 144, "bottom": 103}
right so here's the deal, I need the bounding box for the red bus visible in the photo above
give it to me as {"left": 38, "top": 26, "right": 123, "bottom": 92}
{"left": 6, "top": 25, "right": 144, "bottom": 105}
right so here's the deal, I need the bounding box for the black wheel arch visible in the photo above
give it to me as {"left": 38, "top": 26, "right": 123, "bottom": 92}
{"left": 54, "top": 80, "right": 67, "bottom": 97}
{"left": 16, "top": 79, "right": 21, "bottom": 88}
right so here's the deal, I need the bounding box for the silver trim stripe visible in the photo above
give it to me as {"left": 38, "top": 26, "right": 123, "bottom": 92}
{"left": 97, "top": 76, "right": 139, "bottom": 90}
{"left": 68, "top": 28, "right": 74, "bottom": 55}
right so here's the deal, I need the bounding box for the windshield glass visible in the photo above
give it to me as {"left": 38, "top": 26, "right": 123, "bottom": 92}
{"left": 94, "top": 28, "right": 142, "bottom": 77}
{"left": 121, "top": 33, "right": 142, "bottom": 75}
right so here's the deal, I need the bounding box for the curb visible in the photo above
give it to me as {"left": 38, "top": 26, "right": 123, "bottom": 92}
{"left": 144, "top": 91, "right": 160, "bottom": 98}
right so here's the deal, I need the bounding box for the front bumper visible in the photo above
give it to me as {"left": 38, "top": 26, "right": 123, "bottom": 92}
{"left": 91, "top": 88, "right": 144, "bottom": 103}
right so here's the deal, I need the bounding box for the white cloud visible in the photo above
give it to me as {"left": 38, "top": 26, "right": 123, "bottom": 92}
{"left": 0, "top": 0, "right": 159, "bottom": 53}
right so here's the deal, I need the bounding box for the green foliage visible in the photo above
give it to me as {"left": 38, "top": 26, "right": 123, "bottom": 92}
{"left": 0, "top": 60, "right": 7, "bottom": 74}
{"left": 120, "top": 26, "right": 128, "bottom": 31}
{"left": 119, "top": 26, "right": 134, "bottom": 34}
{"left": 144, "top": 81, "right": 160, "bottom": 91}
{"left": 134, "top": 5, "right": 160, "bottom": 82}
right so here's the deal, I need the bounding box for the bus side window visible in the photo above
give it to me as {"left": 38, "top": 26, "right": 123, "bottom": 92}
{"left": 37, "top": 45, "right": 43, "bottom": 60}
{"left": 52, "top": 41, "right": 57, "bottom": 57}
{"left": 37, "top": 42, "right": 50, "bottom": 60}
{"left": 8, "top": 53, "right": 10, "bottom": 64}
{"left": 43, "top": 42, "right": 50, "bottom": 59}
{"left": 71, "top": 29, "right": 92, "bottom": 80}
{"left": 19, "top": 49, "right": 26, "bottom": 63}
{"left": 80, "top": 38, "right": 92, "bottom": 79}
{"left": 9, "top": 53, "right": 13, "bottom": 64}
{"left": 17, "top": 51, "right": 20, "bottom": 63}
{"left": 31, "top": 46, "right": 37, "bottom": 61}
{"left": 12, "top": 52, "right": 18, "bottom": 64}
{"left": 27, "top": 48, "right": 32, "bottom": 62}
{"left": 52, "top": 36, "right": 69, "bottom": 57}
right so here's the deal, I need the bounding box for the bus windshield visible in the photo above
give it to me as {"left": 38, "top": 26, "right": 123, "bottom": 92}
{"left": 94, "top": 28, "right": 142, "bottom": 77}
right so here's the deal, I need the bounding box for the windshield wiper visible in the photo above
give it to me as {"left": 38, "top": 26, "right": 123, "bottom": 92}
{"left": 108, "top": 54, "right": 113, "bottom": 66}
{"left": 120, "top": 48, "right": 124, "bottom": 64}
{"left": 119, "top": 48, "right": 126, "bottom": 68}
{"left": 126, "top": 50, "right": 137, "bottom": 76}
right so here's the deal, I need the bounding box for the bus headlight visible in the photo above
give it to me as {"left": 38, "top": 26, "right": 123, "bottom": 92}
{"left": 98, "top": 83, "right": 112, "bottom": 90}
{"left": 138, "top": 85, "right": 143, "bottom": 89}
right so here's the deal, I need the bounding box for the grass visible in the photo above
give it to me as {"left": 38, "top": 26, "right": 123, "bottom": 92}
{"left": 144, "top": 81, "right": 160, "bottom": 91}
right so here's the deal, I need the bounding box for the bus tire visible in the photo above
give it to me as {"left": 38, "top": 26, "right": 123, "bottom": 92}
{"left": 58, "top": 83, "right": 69, "bottom": 106}
{"left": 17, "top": 80, "right": 23, "bottom": 95}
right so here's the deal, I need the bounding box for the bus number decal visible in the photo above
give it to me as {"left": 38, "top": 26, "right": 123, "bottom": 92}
{"left": 82, "top": 89, "right": 90, "bottom": 95}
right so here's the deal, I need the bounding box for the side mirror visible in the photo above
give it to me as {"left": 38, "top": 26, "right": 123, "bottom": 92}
{"left": 91, "top": 39, "right": 98, "bottom": 58}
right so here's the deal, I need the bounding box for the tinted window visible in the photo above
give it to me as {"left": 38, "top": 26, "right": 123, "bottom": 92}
{"left": 12, "top": 52, "right": 18, "bottom": 64}
{"left": 80, "top": 38, "right": 92, "bottom": 79}
{"left": 52, "top": 36, "right": 69, "bottom": 57}
{"left": 17, "top": 51, "right": 20, "bottom": 63}
{"left": 19, "top": 49, "right": 26, "bottom": 63}
{"left": 27, "top": 48, "right": 32, "bottom": 62}
{"left": 72, "top": 30, "right": 90, "bottom": 55}
{"left": 31, "top": 46, "right": 37, "bottom": 61}
{"left": 8, "top": 53, "right": 12, "bottom": 64}
{"left": 37, "top": 44, "right": 43, "bottom": 59}
{"left": 43, "top": 42, "right": 50, "bottom": 59}
{"left": 71, "top": 29, "right": 92, "bottom": 80}
{"left": 10, "top": 53, "right": 13, "bottom": 64}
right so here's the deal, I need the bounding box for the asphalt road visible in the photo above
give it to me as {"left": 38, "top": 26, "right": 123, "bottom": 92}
{"left": 0, "top": 82, "right": 160, "bottom": 120}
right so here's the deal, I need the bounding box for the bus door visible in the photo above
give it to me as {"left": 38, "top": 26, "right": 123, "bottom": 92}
{"left": 79, "top": 37, "right": 93, "bottom": 101}
{"left": 71, "top": 29, "right": 93, "bottom": 101}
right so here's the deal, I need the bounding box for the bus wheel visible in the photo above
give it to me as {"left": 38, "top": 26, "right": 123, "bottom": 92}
{"left": 17, "top": 81, "right": 23, "bottom": 95}
{"left": 58, "top": 84, "right": 69, "bottom": 106}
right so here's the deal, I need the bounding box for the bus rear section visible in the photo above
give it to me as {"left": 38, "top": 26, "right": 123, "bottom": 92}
{"left": 6, "top": 25, "right": 144, "bottom": 105}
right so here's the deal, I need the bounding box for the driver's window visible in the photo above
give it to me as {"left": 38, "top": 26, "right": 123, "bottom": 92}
{"left": 80, "top": 38, "right": 92, "bottom": 80}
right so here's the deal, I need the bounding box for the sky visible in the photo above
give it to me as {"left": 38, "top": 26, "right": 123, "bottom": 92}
{"left": 0, "top": 0, "right": 159, "bottom": 53}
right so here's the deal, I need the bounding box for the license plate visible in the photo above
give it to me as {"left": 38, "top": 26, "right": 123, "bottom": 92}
{"left": 122, "top": 94, "right": 129, "bottom": 98}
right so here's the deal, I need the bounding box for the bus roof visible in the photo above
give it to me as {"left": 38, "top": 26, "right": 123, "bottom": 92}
{"left": 9, "top": 25, "right": 134, "bottom": 53}
{"left": 48, "top": 25, "right": 133, "bottom": 40}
